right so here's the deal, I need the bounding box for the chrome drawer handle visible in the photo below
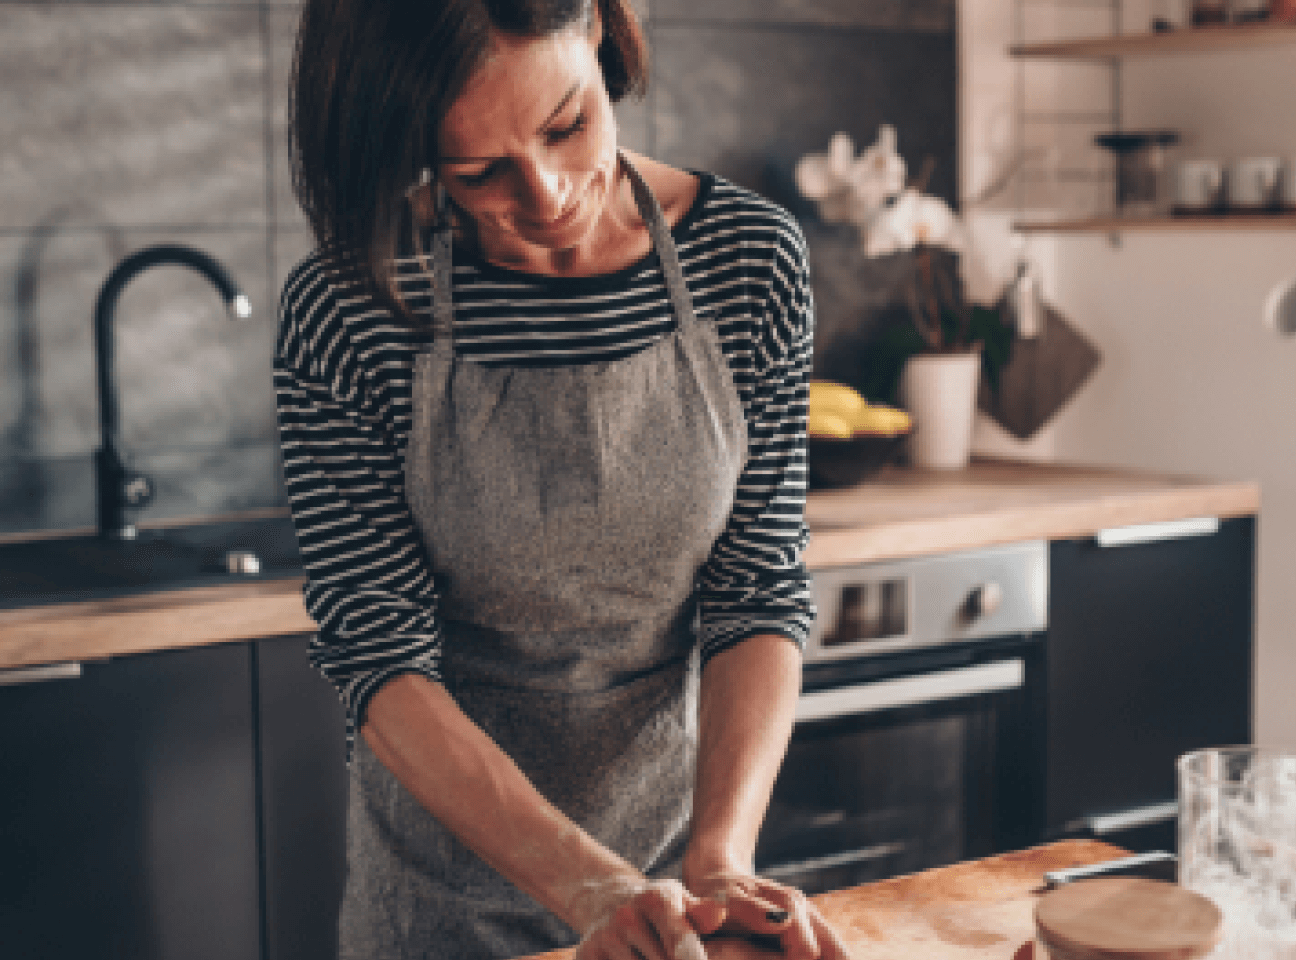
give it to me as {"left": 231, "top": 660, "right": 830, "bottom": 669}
{"left": 759, "top": 841, "right": 906, "bottom": 880}
{"left": 1096, "top": 516, "right": 1219, "bottom": 548}
{"left": 1084, "top": 800, "right": 1179, "bottom": 836}
{"left": 0, "top": 662, "right": 83, "bottom": 686}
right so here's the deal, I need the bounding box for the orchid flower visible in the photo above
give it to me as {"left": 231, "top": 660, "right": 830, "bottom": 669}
{"left": 796, "top": 126, "right": 994, "bottom": 353}
{"left": 849, "top": 124, "right": 907, "bottom": 217}
{"left": 794, "top": 126, "right": 907, "bottom": 228}
{"left": 864, "top": 188, "right": 964, "bottom": 258}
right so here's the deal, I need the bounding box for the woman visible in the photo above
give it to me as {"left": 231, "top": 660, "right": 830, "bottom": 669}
{"left": 276, "top": 1, "right": 850, "bottom": 958}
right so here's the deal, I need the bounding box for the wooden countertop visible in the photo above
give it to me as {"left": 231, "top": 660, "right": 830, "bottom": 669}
{"left": 517, "top": 840, "right": 1131, "bottom": 960}
{"left": 0, "top": 459, "right": 1258, "bottom": 671}
{"left": 0, "top": 577, "right": 313, "bottom": 672}
{"left": 804, "top": 458, "right": 1258, "bottom": 568}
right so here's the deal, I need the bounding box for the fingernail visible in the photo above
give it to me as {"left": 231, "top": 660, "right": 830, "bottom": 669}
{"left": 767, "top": 909, "right": 790, "bottom": 923}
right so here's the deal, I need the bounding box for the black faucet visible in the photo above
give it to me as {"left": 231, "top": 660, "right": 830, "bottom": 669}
{"left": 93, "top": 244, "right": 252, "bottom": 539}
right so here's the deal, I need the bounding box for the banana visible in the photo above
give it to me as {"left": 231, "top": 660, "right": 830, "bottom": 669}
{"left": 808, "top": 412, "right": 854, "bottom": 439}
{"left": 809, "top": 380, "right": 866, "bottom": 421}
{"left": 809, "top": 379, "right": 911, "bottom": 439}
{"left": 852, "top": 405, "right": 912, "bottom": 436}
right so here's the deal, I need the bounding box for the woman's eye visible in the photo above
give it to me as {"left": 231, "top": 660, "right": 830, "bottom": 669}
{"left": 451, "top": 114, "right": 586, "bottom": 188}
{"left": 457, "top": 164, "right": 499, "bottom": 188}
{"left": 547, "top": 113, "right": 587, "bottom": 143}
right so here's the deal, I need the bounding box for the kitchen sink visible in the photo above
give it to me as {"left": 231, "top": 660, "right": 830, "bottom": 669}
{"left": 0, "top": 515, "right": 302, "bottom": 608}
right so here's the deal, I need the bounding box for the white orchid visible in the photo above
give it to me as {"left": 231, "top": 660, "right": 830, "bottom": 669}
{"left": 796, "top": 126, "right": 998, "bottom": 354}
{"left": 850, "top": 125, "right": 908, "bottom": 215}
{"left": 864, "top": 188, "right": 964, "bottom": 258}
{"left": 794, "top": 126, "right": 907, "bottom": 230}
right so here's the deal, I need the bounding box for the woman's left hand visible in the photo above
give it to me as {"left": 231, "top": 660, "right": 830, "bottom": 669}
{"left": 688, "top": 872, "right": 855, "bottom": 960}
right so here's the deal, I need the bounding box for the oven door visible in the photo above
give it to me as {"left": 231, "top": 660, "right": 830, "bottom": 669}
{"left": 753, "top": 638, "right": 1044, "bottom": 895}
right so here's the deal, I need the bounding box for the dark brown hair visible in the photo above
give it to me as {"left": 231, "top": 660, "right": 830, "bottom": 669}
{"left": 288, "top": 0, "right": 648, "bottom": 318}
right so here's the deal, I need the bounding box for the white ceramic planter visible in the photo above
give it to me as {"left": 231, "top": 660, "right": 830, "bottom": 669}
{"left": 899, "top": 351, "right": 980, "bottom": 470}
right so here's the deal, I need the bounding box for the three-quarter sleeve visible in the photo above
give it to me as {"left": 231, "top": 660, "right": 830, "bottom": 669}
{"left": 273, "top": 258, "right": 442, "bottom": 750}
{"left": 695, "top": 216, "right": 815, "bottom": 663}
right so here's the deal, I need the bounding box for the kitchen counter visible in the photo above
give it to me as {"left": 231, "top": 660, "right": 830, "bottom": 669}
{"left": 0, "top": 459, "right": 1259, "bottom": 671}
{"left": 515, "top": 839, "right": 1130, "bottom": 959}
{"left": 804, "top": 458, "right": 1258, "bottom": 568}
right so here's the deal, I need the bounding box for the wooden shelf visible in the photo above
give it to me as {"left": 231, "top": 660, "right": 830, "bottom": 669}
{"left": 1014, "top": 211, "right": 1296, "bottom": 233}
{"left": 1010, "top": 21, "right": 1296, "bottom": 59}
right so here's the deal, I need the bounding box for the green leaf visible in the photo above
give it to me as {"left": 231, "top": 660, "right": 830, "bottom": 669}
{"left": 857, "top": 321, "right": 927, "bottom": 405}
{"left": 969, "top": 303, "right": 1014, "bottom": 395}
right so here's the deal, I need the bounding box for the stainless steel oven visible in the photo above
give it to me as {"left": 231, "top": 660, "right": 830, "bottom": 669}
{"left": 754, "top": 541, "right": 1048, "bottom": 894}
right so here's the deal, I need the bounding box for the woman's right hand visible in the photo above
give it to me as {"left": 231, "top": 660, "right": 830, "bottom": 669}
{"left": 575, "top": 878, "right": 725, "bottom": 960}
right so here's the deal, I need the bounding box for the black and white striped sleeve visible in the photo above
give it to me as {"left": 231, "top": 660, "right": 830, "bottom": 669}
{"left": 273, "top": 259, "right": 442, "bottom": 748}
{"left": 695, "top": 214, "right": 815, "bottom": 662}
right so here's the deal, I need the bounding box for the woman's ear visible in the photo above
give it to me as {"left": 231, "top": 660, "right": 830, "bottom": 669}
{"left": 589, "top": 0, "right": 604, "bottom": 46}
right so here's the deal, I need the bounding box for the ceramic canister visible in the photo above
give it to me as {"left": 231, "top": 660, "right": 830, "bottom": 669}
{"left": 898, "top": 351, "right": 980, "bottom": 471}
{"left": 1034, "top": 877, "right": 1222, "bottom": 960}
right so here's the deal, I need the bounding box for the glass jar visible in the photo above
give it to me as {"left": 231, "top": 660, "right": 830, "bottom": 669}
{"left": 1094, "top": 131, "right": 1181, "bottom": 217}
{"left": 1178, "top": 747, "right": 1296, "bottom": 959}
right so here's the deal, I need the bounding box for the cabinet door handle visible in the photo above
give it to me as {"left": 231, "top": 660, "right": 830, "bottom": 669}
{"left": 0, "top": 662, "right": 83, "bottom": 686}
{"left": 1096, "top": 516, "right": 1219, "bottom": 548}
{"left": 795, "top": 659, "right": 1024, "bottom": 723}
{"left": 759, "top": 841, "right": 906, "bottom": 880}
{"left": 1082, "top": 800, "right": 1179, "bottom": 836}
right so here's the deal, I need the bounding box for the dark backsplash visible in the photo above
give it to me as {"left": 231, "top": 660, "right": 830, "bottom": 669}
{"left": 0, "top": 0, "right": 955, "bottom": 537}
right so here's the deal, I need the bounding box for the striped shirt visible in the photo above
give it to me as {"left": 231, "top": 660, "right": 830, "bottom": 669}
{"left": 273, "top": 172, "right": 815, "bottom": 745}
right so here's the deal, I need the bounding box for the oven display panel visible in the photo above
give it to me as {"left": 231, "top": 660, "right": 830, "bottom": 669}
{"left": 821, "top": 579, "right": 909, "bottom": 646}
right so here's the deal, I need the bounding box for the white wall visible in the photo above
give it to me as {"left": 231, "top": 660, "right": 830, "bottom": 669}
{"left": 959, "top": 0, "right": 1296, "bottom": 747}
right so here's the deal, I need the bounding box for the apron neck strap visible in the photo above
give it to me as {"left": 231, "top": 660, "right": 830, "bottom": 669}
{"left": 426, "top": 184, "right": 455, "bottom": 349}
{"left": 621, "top": 153, "right": 698, "bottom": 332}
{"left": 412, "top": 150, "right": 696, "bottom": 352}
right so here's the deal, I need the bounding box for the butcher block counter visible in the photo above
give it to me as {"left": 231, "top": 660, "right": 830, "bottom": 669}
{"left": 0, "top": 458, "right": 1258, "bottom": 671}
{"left": 516, "top": 839, "right": 1130, "bottom": 960}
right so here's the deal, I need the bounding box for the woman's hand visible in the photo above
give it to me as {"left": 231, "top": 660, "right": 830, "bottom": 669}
{"left": 574, "top": 878, "right": 725, "bottom": 960}
{"left": 689, "top": 872, "right": 855, "bottom": 960}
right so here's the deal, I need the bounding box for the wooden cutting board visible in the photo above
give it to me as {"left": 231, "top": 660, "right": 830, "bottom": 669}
{"left": 516, "top": 840, "right": 1131, "bottom": 960}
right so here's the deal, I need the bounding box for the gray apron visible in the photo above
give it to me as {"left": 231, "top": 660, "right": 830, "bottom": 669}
{"left": 338, "top": 157, "right": 749, "bottom": 960}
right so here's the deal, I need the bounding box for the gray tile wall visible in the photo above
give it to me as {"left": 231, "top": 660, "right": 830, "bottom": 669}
{"left": 0, "top": 0, "right": 955, "bottom": 536}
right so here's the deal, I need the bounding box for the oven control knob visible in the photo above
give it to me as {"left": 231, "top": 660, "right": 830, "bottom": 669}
{"left": 966, "top": 582, "right": 1004, "bottom": 620}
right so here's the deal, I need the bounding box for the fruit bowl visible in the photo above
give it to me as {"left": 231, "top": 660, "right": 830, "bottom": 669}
{"left": 808, "top": 429, "right": 911, "bottom": 489}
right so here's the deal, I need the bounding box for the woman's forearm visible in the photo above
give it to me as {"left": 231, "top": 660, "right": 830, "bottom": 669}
{"left": 361, "top": 673, "right": 644, "bottom": 933}
{"left": 684, "top": 634, "right": 802, "bottom": 886}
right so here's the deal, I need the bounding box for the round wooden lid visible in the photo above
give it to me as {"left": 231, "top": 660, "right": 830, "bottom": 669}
{"left": 1034, "top": 878, "right": 1222, "bottom": 960}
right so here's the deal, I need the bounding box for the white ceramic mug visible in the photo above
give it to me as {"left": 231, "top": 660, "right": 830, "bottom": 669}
{"left": 1282, "top": 159, "right": 1296, "bottom": 210}
{"left": 1228, "top": 156, "right": 1283, "bottom": 210}
{"left": 1176, "top": 158, "right": 1224, "bottom": 211}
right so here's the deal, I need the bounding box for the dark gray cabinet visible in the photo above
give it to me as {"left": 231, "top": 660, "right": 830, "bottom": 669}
{"left": 1045, "top": 515, "right": 1255, "bottom": 852}
{"left": 0, "top": 634, "right": 348, "bottom": 960}
{"left": 256, "top": 634, "right": 348, "bottom": 960}
{"left": 0, "top": 643, "right": 261, "bottom": 960}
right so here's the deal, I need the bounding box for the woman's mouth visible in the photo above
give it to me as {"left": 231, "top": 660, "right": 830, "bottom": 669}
{"left": 528, "top": 197, "right": 582, "bottom": 234}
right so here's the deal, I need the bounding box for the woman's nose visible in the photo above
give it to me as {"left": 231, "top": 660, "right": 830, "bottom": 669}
{"left": 517, "top": 160, "right": 569, "bottom": 221}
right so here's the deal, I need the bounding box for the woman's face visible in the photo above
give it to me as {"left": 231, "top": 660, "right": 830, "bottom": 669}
{"left": 436, "top": 19, "right": 620, "bottom": 258}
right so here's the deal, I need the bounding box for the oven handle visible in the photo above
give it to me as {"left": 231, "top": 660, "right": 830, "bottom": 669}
{"left": 795, "top": 659, "right": 1024, "bottom": 723}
